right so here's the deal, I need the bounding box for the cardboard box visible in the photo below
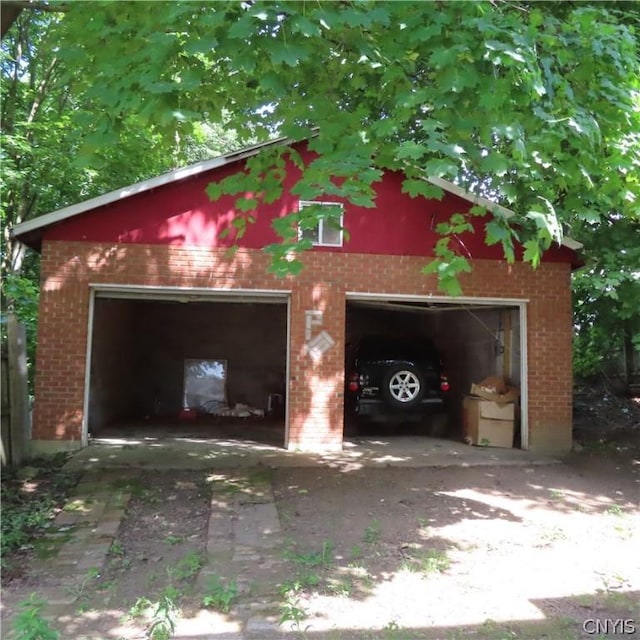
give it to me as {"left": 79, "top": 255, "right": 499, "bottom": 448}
{"left": 470, "top": 397, "right": 515, "bottom": 421}
{"left": 463, "top": 396, "right": 514, "bottom": 448}
{"left": 470, "top": 383, "right": 520, "bottom": 405}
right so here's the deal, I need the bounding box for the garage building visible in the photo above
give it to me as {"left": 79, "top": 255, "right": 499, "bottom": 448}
{"left": 12, "top": 139, "right": 580, "bottom": 454}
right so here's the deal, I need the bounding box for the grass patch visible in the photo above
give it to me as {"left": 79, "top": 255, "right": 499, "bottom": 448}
{"left": 8, "top": 594, "right": 60, "bottom": 640}
{"left": 403, "top": 548, "right": 450, "bottom": 575}
{"left": 363, "top": 519, "right": 381, "bottom": 545}
{"left": 33, "top": 530, "right": 74, "bottom": 559}
{"left": 166, "top": 551, "right": 204, "bottom": 582}
{"left": 281, "top": 540, "right": 335, "bottom": 595}
{"left": 201, "top": 575, "right": 238, "bottom": 613}
{"left": 1, "top": 453, "right": 78, "bottom": 572}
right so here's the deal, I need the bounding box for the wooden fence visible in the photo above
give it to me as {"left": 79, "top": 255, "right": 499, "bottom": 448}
{"left": 1, "top": 314, "right": 30, "bottom": 467}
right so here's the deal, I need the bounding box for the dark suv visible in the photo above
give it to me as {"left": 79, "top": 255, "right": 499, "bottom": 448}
{"left": 346, "top": 335, "right": 450, "bottom": 431}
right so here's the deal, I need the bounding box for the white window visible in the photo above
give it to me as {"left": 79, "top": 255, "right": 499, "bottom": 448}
{"left": 298, "top": 200, "right": 344, "bottom": 247}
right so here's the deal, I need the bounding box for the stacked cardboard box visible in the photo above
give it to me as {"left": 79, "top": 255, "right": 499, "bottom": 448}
{"left": 462, "top": 377, "right": 519, "bottom": 448}
{"left": 462, "top": 396, "right": 515, "bottom": 448}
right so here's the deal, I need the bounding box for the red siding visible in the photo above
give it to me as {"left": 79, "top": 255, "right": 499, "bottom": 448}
{"left": 45, "top": 154, "right": 575, "bottom": 264}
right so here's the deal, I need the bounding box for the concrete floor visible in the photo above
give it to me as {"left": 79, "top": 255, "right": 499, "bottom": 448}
{"left": 64, "top": 431, "right": 560, "bottom": 473}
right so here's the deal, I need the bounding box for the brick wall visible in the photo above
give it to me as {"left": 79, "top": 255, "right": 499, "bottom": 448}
{"left": 33, "top": 240, "right": 573, "bottom": 454}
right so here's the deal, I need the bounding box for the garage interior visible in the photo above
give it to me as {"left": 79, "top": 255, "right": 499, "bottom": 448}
{"left": 345, "top": 298, "right": 523, "bottom": 447}
{"left": 88, "top": 294, "right": 288, "bottom": 446}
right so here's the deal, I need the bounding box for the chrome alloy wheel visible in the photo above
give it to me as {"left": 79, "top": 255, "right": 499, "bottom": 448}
{"left": 388, "top": 370, "right": 421, "bottom": 403}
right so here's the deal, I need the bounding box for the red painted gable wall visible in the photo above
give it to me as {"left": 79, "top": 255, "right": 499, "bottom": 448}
{"left": 45, "top": 151, "right": 575, "bottom": 264}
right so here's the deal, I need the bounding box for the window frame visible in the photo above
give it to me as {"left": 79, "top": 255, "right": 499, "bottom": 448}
{"left": 298, "top": 200, "right": 344, "bottom": 248}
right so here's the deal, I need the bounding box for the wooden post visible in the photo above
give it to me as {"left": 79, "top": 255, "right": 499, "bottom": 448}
{"left": 1, "top": 356, "right": 9, "bottom": 465}
{"left": 7, "top": 313, "right": 30, "bottom": 466}
{"left": 502, "top": 309, "right": 513, "bottom": 383}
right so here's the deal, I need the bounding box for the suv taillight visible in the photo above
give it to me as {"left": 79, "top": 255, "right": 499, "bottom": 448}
{"left": 348, "top": 372, "right": 359, "bottom": 392}
{"left": 440, "top": 375, "right": 450, "bottom": 392}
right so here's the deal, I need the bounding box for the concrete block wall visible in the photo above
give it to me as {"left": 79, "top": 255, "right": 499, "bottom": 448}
{"left": 33, "top": 241, "right": 573, "bottom": 454}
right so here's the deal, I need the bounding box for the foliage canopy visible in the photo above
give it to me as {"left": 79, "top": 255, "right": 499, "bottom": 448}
{"left": 2, "top": 1, "right": 639, "bottom": 383}
{"left": 54, "top": 0, "right": 640, "bottom": 291}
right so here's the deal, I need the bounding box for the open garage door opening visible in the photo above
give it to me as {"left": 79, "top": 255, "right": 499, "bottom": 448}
{"left": 87, "top": 289, "right": 289, "bottom": 447}
{"left": 345, "top": 296, "right": 525, "bottom": 449}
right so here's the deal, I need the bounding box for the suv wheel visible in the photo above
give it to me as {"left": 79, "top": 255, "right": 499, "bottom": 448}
{"left": 382, "top": 365, "right": 425, "bottom": 408}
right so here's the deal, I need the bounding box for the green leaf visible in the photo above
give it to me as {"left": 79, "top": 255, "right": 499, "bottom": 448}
{"left": 206, "top": 182, "right": 223, "bottom": 201}
{"left": 236, "top": 197, "right": 258, "bottom": 212}
{"left": 401, "top": 180, "right": 444, "bottom": 200}
{"left": 269, "top": 43, "right": 309, "bottom": 67}
{"left": 485, "top": 220, "right": 510, "bottom": 246}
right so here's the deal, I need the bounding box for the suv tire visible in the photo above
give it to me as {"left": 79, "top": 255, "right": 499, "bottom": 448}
{"left": 382, "top": 364, "right": 425, "bottom": 408}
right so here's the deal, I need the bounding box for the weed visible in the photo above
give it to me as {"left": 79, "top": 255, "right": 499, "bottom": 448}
{"left": 606, "top": 504, "right": 624, "bottom": 516}
{"left": 164, "top": 534, "right": 183, "bottom": 546}
{"left": 285, "top": 540, "right": 334, "bottom": 570}
{"left": 128, "top": 597, "right": 153, "bottom": 619}
{"left": 128, "top": 588, "right": 181, "bottom": 640}
{"left": 363, "top": 519, "right": 381, "bottom": 544}
{"left": 67, "top": 567, "right": 100, "bottom": 600}
{"left": 8, "top": 594, "right": 60, "bottom": 640}
{"left": 349, "top": 544, "right": 363, "bottom": 560}
{"left": 326, "top": 578, "right": 352, "bottom": 597}
{"left": 75, "top": 603, "right": 92, "bottom": 614}
{"left": 146, "top": 590, "right": 179, "bottom": 640}
{"left": 201, "top": 575, "right": 238, "bottom": 613}
{"left": 1, "top": 458, "right": 77, "bottom": 568}
{"left": 548, "top": 488, "right": 565, "bottom": 500}
{"left": 382, "top": 620, "right": 413, "bottom": 639}
{"left": 62, "top": 498, "right": 93, "bottom": 513}
{"left": 279, "top": 591, "right": 309, "bottom": 633}
{"left": 477, "top": 618, "right": 520, "bottom": 638}
{"left": 166, "top": 551, "right": 203, "bottom": 581}
{"left": 403, "top": 549, "right": 450, "bottom": 575}
{"left": 281, "top": 540, "right": 333, "bottom": 593}
{"left": 109, "top": 540, "right": 125, "bottom": 556}
{"left": 282, "top": 572, "right": 321, "bottom": 593}
{"left": 96, "top": 580, "right": 115, "bottom": 593}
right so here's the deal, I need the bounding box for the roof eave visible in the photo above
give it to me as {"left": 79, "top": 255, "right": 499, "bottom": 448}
{"left": 427, "top": 176, "right": 583, "bottom": 251}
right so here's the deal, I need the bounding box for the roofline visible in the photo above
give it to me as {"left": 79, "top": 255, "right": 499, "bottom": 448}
{"left": 427, "top": 176, "right": 582, "bottom": 251}
{"left": 12, "top": 138, "right": 582, "bottom": 251}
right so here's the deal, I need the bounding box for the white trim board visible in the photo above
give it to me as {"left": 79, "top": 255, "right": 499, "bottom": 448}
{"left": 83, "top": 283, "right": 292, "bottom": 447}
{"left": 346, "top": 292, "right": 529, "bottom": 305}
{"left": 90, "top": 284, "right": 291, "bottom": 304}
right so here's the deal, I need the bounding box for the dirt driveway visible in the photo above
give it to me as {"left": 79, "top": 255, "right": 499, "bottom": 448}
{"left": 1, "top": 439, "right": 638, "bottom": 640}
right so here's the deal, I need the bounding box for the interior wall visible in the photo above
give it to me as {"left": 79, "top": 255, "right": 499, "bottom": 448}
{"left": 132, "top": 301, "right": 287, "bottom": 417}
{"left": 89, "top": 299, "right": 137, "bottom": 431}
{"left": 424, "top": 307, "right": 520, "bottom": 433}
